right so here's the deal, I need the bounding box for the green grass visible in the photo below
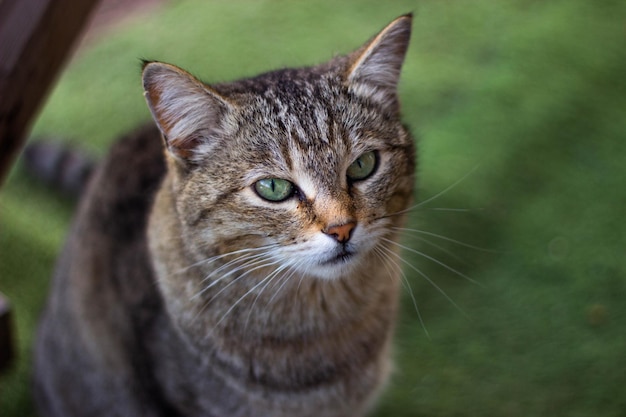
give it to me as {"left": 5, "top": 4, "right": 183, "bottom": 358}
{"left": 2, "top": 0, "right": 625, "bottom": 416}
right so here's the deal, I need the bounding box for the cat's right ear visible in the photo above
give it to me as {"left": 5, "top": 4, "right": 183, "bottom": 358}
{"left": 344, "top": 14, "right": 412, "bottom": 111}
{"left": 142, "top": 62, "right": 233, "bottom": 163}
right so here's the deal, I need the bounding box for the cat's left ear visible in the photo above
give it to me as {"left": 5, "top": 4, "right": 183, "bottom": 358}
{"left": 345, "top": 14, "right": 412, "bottom": 109}
{"left": 142, "top": 61, "right": 234, "bottom": 163}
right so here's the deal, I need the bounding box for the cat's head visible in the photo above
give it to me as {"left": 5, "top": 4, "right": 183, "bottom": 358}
{"left": 143, "top": 15, "right": 415, "bottom": 281}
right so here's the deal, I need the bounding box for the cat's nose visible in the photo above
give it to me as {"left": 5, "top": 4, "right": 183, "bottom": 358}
{"left": 323, "top": 221, "right": 356, "bottom": 243}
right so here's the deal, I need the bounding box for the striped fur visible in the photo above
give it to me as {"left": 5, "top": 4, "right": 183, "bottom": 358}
{"left": 34, "top": 15, "right": 415, "bottom": 417}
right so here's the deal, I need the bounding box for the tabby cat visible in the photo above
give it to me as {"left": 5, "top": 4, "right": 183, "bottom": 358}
{"left": 33, "top": 14, "right": 415, "bottom": 417}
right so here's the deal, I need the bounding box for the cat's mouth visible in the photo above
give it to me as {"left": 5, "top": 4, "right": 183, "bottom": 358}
{"left": 321, "top": 248, "right": 356, "bottom": 266}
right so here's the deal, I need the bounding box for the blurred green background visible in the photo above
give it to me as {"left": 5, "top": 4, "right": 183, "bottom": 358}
{"left": 1, "top": 0, "right": 625, "bottom": 416}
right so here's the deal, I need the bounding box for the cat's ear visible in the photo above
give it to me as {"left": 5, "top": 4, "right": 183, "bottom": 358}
{"left": 344, "top": 14, "right": 412, "bottom": 108}
{"left": 142, "top": 61, "right": 233, "bottom": 163}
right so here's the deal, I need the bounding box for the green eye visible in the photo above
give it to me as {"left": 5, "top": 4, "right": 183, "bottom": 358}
{"left": 347, "top": 151, "right": 377, "bottom": 181}
{"left": 254, "top": 178, "right": 294, "bottom": 202}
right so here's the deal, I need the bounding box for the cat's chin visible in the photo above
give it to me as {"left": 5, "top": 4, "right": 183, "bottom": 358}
{"left": 306, "top": 264, "right": 359, "bottom": 280}
{"left": 305, "top": 249, "right": 364, "bottom": 280}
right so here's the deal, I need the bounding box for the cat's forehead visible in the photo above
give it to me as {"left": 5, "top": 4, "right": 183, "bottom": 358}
{"left": 222, "top": 68, "right": 405, "bottom": 186}
{"left": 232, "top": 72, "right": 379, "bottom": 148}
{"left": 240, "top": 86, "right": 363, "bottom": 175}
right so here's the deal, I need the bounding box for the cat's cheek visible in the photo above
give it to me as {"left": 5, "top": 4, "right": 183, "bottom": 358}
{"left": 386, "top": 192, "right": 411, "bottom": 217}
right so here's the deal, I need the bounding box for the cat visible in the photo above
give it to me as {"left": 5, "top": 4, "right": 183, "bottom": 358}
{"left": 33, "top": 14, "right": 415, "bottom": 417}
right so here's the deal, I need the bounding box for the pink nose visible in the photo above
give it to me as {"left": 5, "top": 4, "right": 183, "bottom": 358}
{"left": 323, "top": 222, "right": 356, "bottom": 243}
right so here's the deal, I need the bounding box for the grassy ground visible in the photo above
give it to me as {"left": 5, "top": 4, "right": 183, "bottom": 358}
{"left": 1, "top": 0, "right": 625, "bottom": 416}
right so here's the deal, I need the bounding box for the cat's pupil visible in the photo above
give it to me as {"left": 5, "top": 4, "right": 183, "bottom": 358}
{"left": 254, "top": 178, "right": 294, "bottom": 202}
{"left": 347, "top": 151, "right": 377, "bottom": 181}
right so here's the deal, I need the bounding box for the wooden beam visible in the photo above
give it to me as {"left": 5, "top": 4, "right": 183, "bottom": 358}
{"left": 0, "top": 0, "right": 100, "bottom": 186}
{"left": 0, "top": 293, "right": 13, "bottom": 373}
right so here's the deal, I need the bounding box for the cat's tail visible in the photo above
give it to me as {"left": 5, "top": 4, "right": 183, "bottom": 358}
{"left": 22, "top": 139, "right": 96, "bottom": 198}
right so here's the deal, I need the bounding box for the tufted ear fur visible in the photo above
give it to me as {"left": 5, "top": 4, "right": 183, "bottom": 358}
{"left": 142, "top": 61, "right": 234, "bottom": 163}
{"left": 345, "top": 14, "right": 412, "bottom": 109}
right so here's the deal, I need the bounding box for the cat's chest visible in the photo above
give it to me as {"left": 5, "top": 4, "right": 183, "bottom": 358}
{"left": 145, "top": 308, "right": 388, "bottom": 417}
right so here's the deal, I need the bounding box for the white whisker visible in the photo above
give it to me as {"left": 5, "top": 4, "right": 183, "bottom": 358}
{"left": 393, "top": 227, "right": 498, "bottom": 253}
{"left": 201, "top": 257, "right": 282, "bottom": 303}
{"left": 412, "top": 164, "right": 480, "bottom": 209}
{"left": 266, "top": 263, "right": 301, "bottom": 306}
{"left": 374, "top": 245, "right": 429, "bottom": 337}
{"left": 201, "top": 251, "right": 270, "bottom": 283}
{"left": 213, "top": 267, "right": 281, "bottom": 329}
{"left": 378, "top": 244, "right": 470, "bottom": 319}
{"left": 399, "top": 233, "right": 468, "bottom": 264}
{"left": 382, "top": 237, "right": 483, "bottom": 287}
{"left": 176, "top": 244, "right": 279, "bottom": 275}
{"left": 425, "top": 207, "right": 480, "bottom": 212}
{"left": 190, "top": 254, "right": 281, "bottom": 326}
{"left": 243, "top": 261, "right": 294, "bottom": 330}
{"left": 383, "top": 164, "right": 481, "bottom": 219}
{"left": 190, "top": 253, "right": 271, "bottom": 300}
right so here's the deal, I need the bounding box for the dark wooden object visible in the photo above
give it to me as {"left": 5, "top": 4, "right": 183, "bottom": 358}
{"left": 0, "top": 0, "right": 101, "bottom": 373}
{"left": 0, "top": 293, "right": 13, "bottom": 373}
{"left": 0, "top": 0, "right": 100, "bottom": 186}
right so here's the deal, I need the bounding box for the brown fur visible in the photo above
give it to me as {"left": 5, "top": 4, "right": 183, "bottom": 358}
{"left": 34, "top": 15, "right": 416, "bottom": 417}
